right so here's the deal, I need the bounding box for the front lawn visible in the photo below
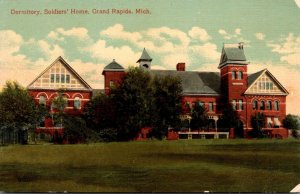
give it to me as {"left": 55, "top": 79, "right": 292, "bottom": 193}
{"left": 0, "top": 139, "right": 299, "bottom": 192}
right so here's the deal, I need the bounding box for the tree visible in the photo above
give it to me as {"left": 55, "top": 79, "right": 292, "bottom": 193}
{"left": 111, "top": 67, "right": 153, "bottom": 141}
{"left": 151, "top": 75, "right": 183, "bottom": 139}
{"left": 283, "top": 114, "right": 300, "bottom": 138}
{"left": 190, "top": 102, "right": 209, "bottom": 131}
{"left": 83, "top": 93, "right": 116, "bottom": 131}
{"left": 0, "top": 81, "right": 43, "bottom": 144}
{"left": 283, "top": 114, "right": 300, "bottom": 130}
{"left": 250, "top": 112, "right": 266, "bottom": 138}
{"left": 51, "top": 90, "right": 67, "bottom": 126}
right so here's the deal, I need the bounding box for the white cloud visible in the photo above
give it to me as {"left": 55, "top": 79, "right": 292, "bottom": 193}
{"left": 218, "top": 29, "right": 227, "bottom": 36}
{"left": 267, "top": 33, "right": 300, "bottom": 65}
{"left": 255, "top": 32, "right": 266, "bottom": 40}
{"left": 188, "top": 27, "right": 211, "bottom": 42}
{"left": 100, "top": 24, "right": 141, "bottom": 43}
{"left": 48, "top": 27, "right": 90, "bottom": 40}
{"left": 85, "top": 39, "right": 140, "bottom": 67}
{"left": 235, "top": 28, "right": 241, "bottom": 35}
{"left": 190, "top": 43, "right": 220, "bottom": 61}
{"left": 37, "top": 40, "right": 64, "bottom": 59}
{"left": 295, "top": 0, "right": 300, "bottom": 8}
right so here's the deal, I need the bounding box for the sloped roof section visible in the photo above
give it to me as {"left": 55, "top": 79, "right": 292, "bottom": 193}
{"left": 137, "top": 48, "right": 152, "bottom": 63}
{"left": 103, "top": 59, "right": 125, "bottom": 71}
{"left": 27, "top": 56, "right": 92, "bottom": 91}
{"left": 150, "top": 70, "right": 220, "bottom": 95}
{"left": 245, "top": 69, "right": 289, "bottom": 95}
{"left": 218, "top": 43, "right": 248, "bottom": 69}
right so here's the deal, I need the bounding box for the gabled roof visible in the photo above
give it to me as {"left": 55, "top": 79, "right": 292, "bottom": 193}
{"left": 247, "top": 69, "right": 265, "bottom": 86}
{"left": 218, "top": 43, "right": 248, "bottom": 69}
{"left": 150, "top": 70, "right": 220, "bottom": 95}
{"left": 103, "top": 59, "right": 124, "bottom": 72}
{"left": 245, "top": 68, "right": 289, "bottom": 95}
{"left": 27, "top": 56, "right": 92, "bottom": 91}
{"left": 137, "top": 48, "right": 152, "bottom": 63}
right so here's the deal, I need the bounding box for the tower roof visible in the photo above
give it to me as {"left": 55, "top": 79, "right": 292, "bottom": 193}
{"left": 103, "top": 59, "right": 125, "bottom": 71}
{"left": 218, "top": 43, "right": 248, "bottom": 69}
{"left": 137, "top": 48, "right": 152, "bottom": 63}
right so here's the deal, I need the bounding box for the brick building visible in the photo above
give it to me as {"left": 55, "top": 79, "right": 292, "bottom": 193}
{"left": 103, "top": 43, "right": 289, "bottom": 138}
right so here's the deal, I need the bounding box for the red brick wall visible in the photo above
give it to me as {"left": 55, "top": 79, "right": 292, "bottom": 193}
{"left": 28, "top": 89, "right": 92, "bottom": 115}
{"left": 103, "top": 71, "right": 126, "bottom": 95}
{"left": 182, "top": 95, "right": 220, "bottom": 115}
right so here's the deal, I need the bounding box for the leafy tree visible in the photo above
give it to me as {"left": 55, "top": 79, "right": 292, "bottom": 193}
{"left": 111, "top": 67, "right": 153, "bottom": 141}
{"left": 283, "top": 114, "right": 300, "bottom": 138}
{"left": 51, "top": 90, "right": 67, "bottom": 126}
{"left": 190, "top": 101, "right": 209, "bottom": 131}
{"left": 151, "top": 75, "right": 183, "bottom": 139}
{"left": 283, "top": 114, "right": 300, "bottom": 130}
{"left": 218, "top": 103, "right": 239, "bottom": 129}
{"left": 0, "top": 81, "right": 43, "bottom": 144}
{"left": 83, "top": 93, "right": 116, "bottom": 131}
{"left": 250, "top": 112, "right": 266, "bottom": 138}
{"left": 63, "top": 115, "right": 89, "bottom": 144}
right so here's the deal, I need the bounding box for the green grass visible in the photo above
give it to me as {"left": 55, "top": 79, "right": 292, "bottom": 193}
{"left": 1, "top": 139, "right": 300, "bottom": 192}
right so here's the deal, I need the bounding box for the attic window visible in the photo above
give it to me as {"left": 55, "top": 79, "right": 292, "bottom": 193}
{"left": 143, "top": 64, "right": 149, "bottom": 68}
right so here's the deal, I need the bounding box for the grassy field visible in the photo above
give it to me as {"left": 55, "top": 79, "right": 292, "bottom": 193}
{"left": 0, "top": 139, "right": 300, "bottom": 192}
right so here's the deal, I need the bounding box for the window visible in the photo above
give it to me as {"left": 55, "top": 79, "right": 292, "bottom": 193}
{"left": 274, "top": 117, "right": 281, "bottom": 127}
{"left": 267, "top": 100, "right": 272, "bottom": 110}
{"left": 237, "top": 71, "right": 243, "bottom": 80}
{"left": 232, "top": 71, "right": 236, "bottom": 79}
{"left": 51, "top": 74, "right": 55, "bottom": 83}
{"left": 66, "top": 75, "right": 70, "bottom": 83}
{"left": 109, "top": 80, "right": 115, "bottom": 88}
{"left": 208, "top": 102, "right": 214, "bottom": 112}
{"left": 74, "top": 97, "right": 81, "bottom": 109}
{"left": 61, "top": 74, "right": 65, "bottom": 83}
{"left": 260, "top": 101, "right": 265, "bottom": 110}
{"left": 56, "top": 74, "right": 60, "bottom": 83}
{"left": 39, "top": 95, "right": 46, "bottom": 106}
{"left": 267, "top": 117, "right": 273, "bottom": 128}
{"left": 253, "top": 100, "right": 258, "bottom": 110}
{"left": 274, "top": 101, "right": 279, "bottom": 111}
{"left": 198, "top": 101, "right": 204, "bottom": 107}
{"left": 232, "top": 100, "right": 237, "bottom": 110}
{"left": 238, "top": 99, "right": 243, "bottom": 110}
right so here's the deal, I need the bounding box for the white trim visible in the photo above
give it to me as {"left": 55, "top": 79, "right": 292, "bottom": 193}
{"left": 72, "top": 93, "right": 84, "bottom": 98}
{"left": 36, "top": 92, "right": 49, "bottom": 99}
{"left": 232, "top": 82, "right": 243, "bottom": 85}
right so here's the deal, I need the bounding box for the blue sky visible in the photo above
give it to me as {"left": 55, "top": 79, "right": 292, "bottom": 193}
{"left": 0, "top": 0, "right": 300, "bottom": 114}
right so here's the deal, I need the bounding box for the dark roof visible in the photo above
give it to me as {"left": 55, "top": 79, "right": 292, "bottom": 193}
{"left": 137, "top": 48, "right": 152, "bottom": 63}
{"left": 218, "top": 44, "right": 247, "bottom": 68}
{"left": 150, "top": 70, "right": 220, "bottom": 95}
{"left": 103, "top": 59, "right": 124, "bottom": 71}
{"left": 247, "top": 69, "right": 265, "bottom": 86}
{"left": 224, "top": 47, "right": 246, "bottom": 61}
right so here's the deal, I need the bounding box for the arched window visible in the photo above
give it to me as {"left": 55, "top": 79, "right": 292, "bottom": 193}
{"left": 260, "top": 101, "right": 265, "bottom": 110}
{"left": 267, "top": 100, "right": 272, "bottom": 110}
{"left": 232, "top": 71, "right": 236, "bottom": 79}
{"left": 253, "top": 100, "right": 258, "bottom": 110}
{"left": 39, "top": 95, "right": 46, "bottom": 106}
{"left": 232, "top": 99, "right": 237, "bottom": 110}
{"left": 237, "top": 71, "right": 243, "bottom": 80}
{"left": 74, "top": 97, "right": 81, "bottom": 109}
{"left": 274, "top": 101, "right": 279, "bottom": 111}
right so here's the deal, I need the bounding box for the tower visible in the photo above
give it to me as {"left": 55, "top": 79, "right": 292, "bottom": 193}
{"left": 102, "top": 59, "right": 125, "bottom": 95}
{"left": 137, "top": 48, "right": 152, "bottom": 70}
{"left": 218, "top": 43, "right": 249, "bottom": 111}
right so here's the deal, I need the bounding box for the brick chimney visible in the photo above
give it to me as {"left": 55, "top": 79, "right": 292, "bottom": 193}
{"left": 176, "top": 63, "right": 185, "bottom": 71}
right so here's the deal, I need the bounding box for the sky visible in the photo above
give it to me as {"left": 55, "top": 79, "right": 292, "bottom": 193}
{"left": 0, "top": 0, "right": 300, "bottom": 114}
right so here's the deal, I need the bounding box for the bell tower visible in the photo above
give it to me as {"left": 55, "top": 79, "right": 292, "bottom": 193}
{"left": 137, "top": 48, "right": 152, "bottom": 70}
{"left": 219, "top": 43, "right": 249, "bottom": 108}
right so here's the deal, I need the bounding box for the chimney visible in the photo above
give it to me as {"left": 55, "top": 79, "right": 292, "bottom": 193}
{"left": 176, "top": 63, "right": 185, "bottom": 71}
{"left": 238, "top": 42, "right": 244, "bottom": 49}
